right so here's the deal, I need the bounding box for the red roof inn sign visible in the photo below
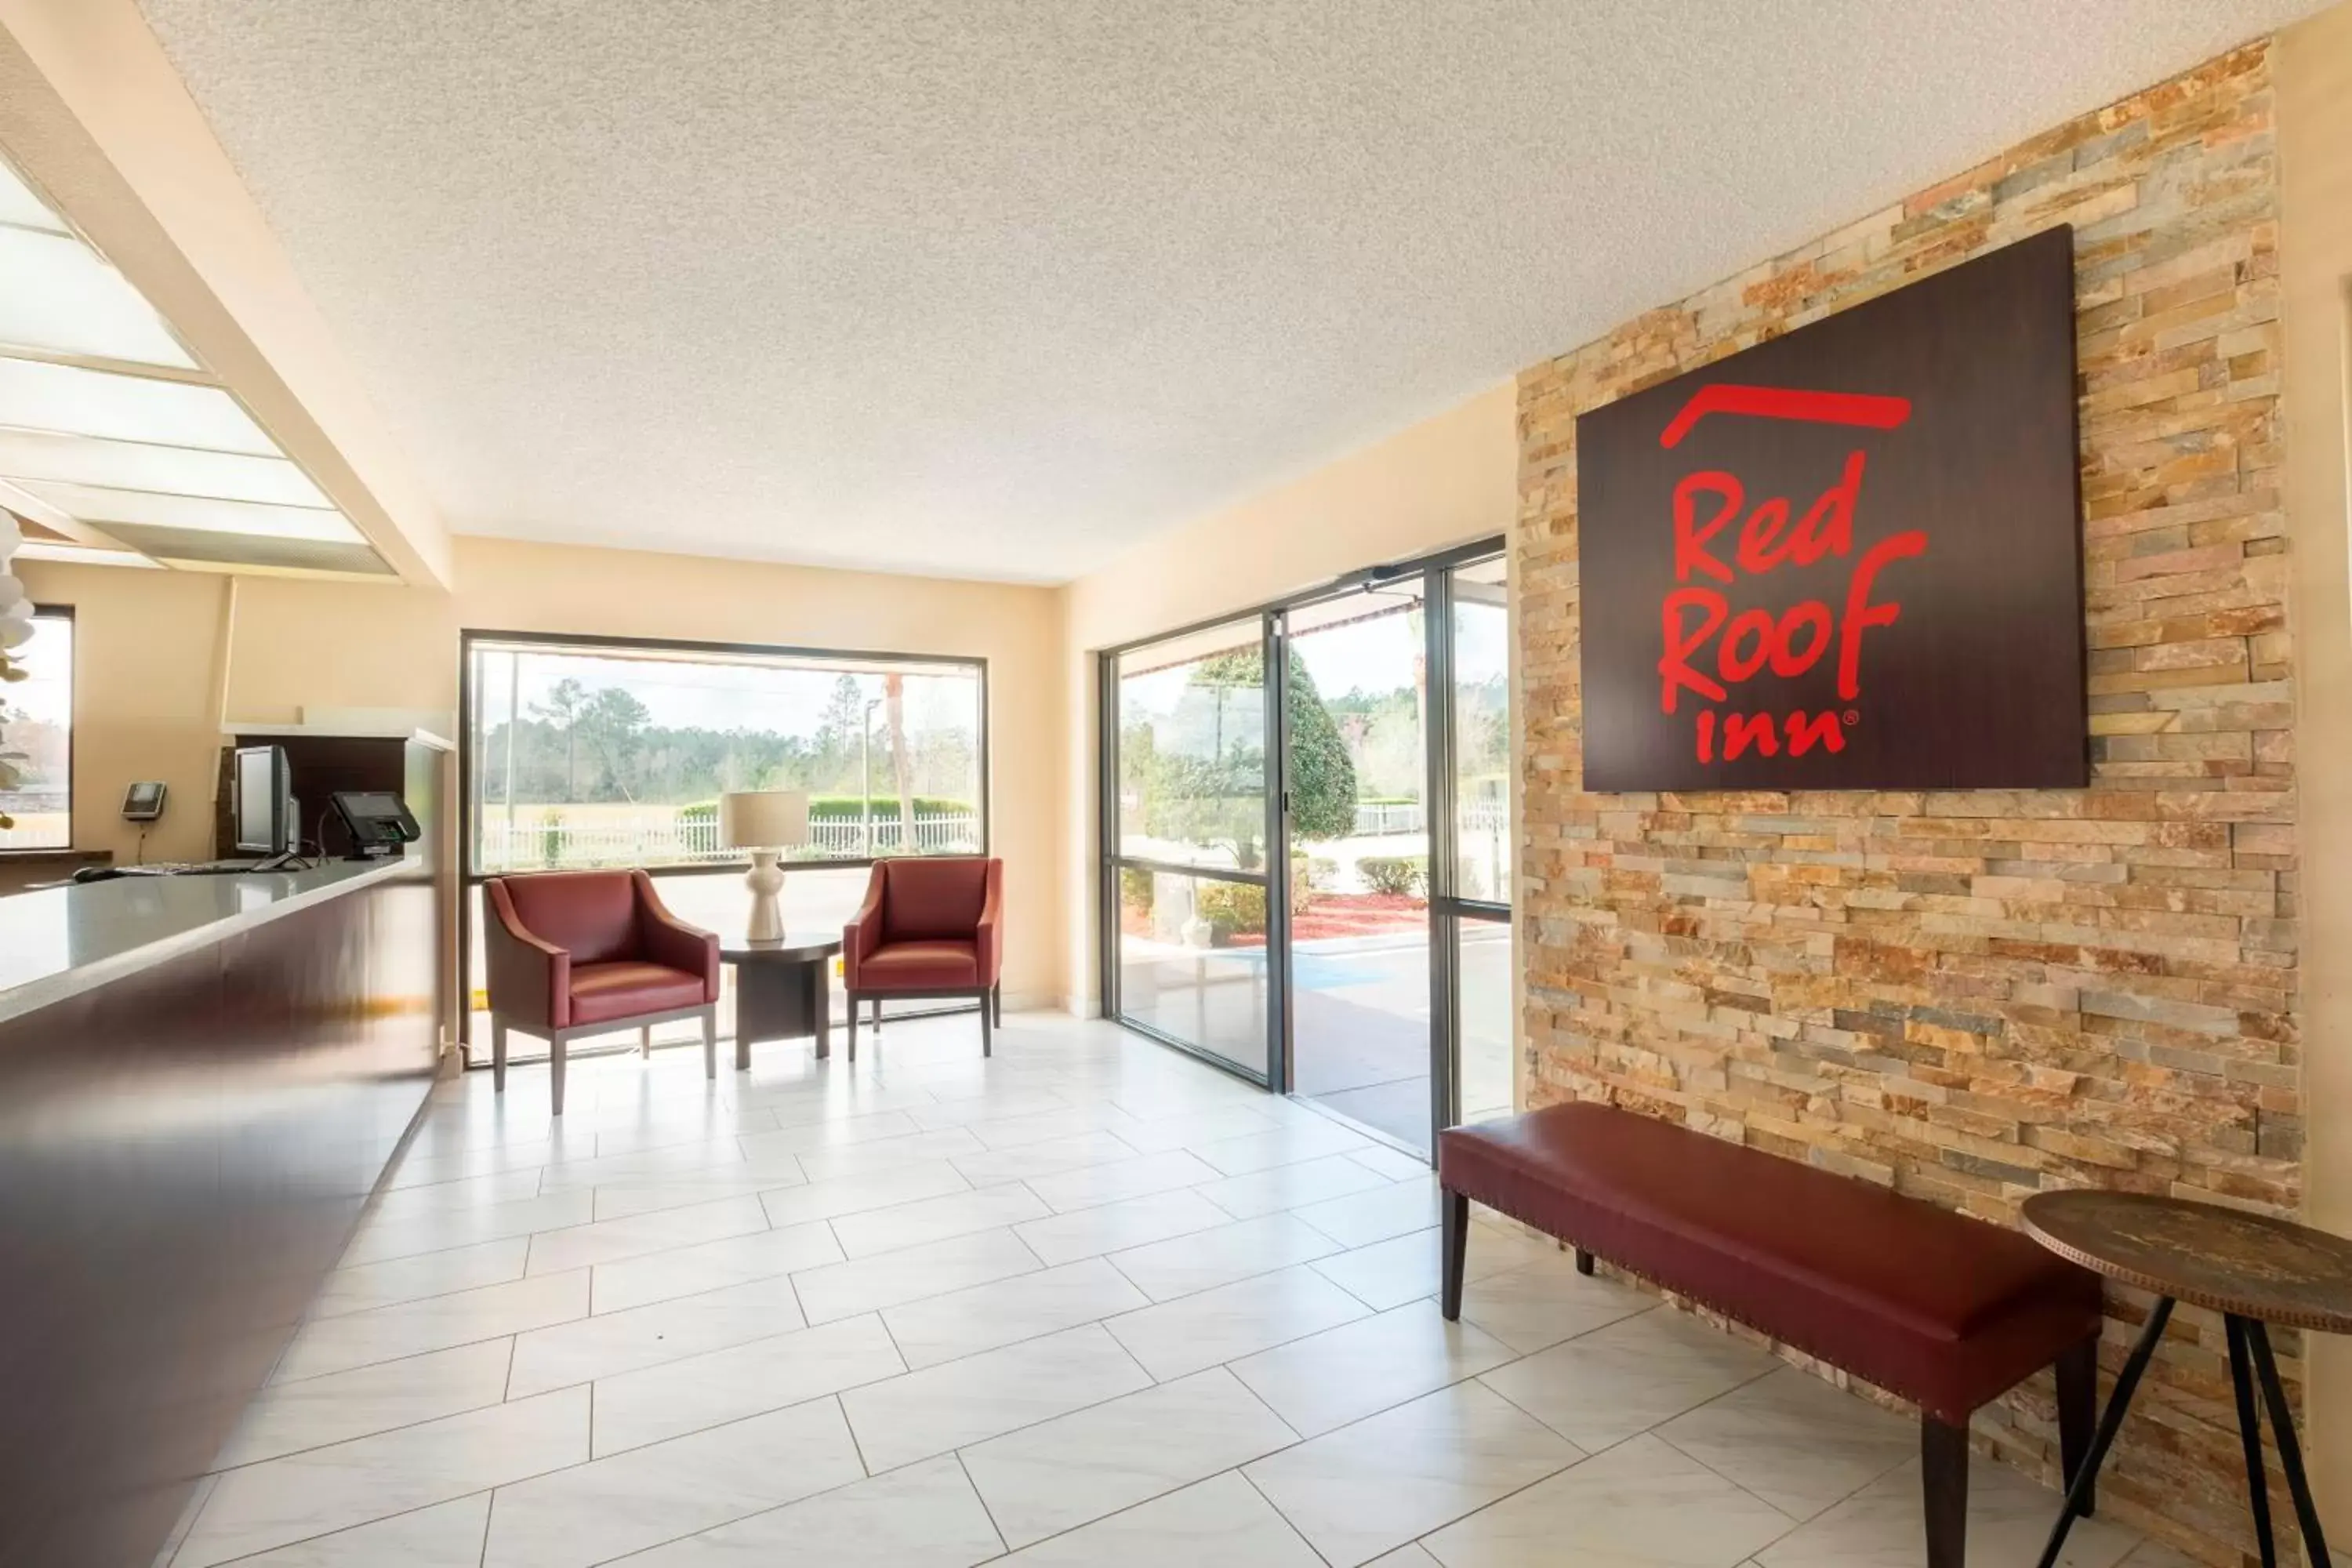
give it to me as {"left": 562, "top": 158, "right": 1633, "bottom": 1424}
{"left": 1576, "top": 226, "right": 2087, "bottom": 792}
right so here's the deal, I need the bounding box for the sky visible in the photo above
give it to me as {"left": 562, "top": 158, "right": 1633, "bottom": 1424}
{"left": 3, "top": 612, "right": 69, "bottom": 725}
{"left": 1125, "top": 594, "right": 1506, "bottom": 722}
{"left": 471, "top": 645, "right": 978, "bottom": 739}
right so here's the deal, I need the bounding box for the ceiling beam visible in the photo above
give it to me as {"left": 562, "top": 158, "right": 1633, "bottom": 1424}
{"left": 0, "top": 0, "right": 453, "bottom": 588}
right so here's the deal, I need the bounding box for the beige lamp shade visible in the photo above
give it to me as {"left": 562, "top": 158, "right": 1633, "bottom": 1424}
{"left": 718, "top": 790, "right": 810, "bottom": 850}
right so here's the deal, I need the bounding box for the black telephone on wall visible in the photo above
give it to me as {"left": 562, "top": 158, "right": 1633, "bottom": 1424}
{"left": 327, "top": 791, "right": 421, "bottom": 859}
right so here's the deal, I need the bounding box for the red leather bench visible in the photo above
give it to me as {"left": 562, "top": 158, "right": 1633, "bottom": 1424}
{"left": 1439, "top": 1103, "right": 2103, "bottom": 1568}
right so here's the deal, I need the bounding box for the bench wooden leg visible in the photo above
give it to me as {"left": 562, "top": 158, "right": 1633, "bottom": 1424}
{"left": 1574, "top": 1248, "right": 1595, "bottom": 1276}
{"left": 1439, "top": 1189, "right": 1468, "bottom": 1320}
{"left": 1922, "top": 1417, "right": 1969, "bottom": 1568}
{"left": 2056, "top": 1336, "right": 2097, "bottom": 1515}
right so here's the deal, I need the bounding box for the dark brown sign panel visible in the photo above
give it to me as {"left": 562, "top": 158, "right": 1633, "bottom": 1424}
{"left": 1577, "top": 225, "right": 2086, "bottom": 792}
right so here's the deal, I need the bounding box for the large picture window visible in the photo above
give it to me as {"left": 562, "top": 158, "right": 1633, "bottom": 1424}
{"left": 0, "top": 605, "right": 71, "bottom": 851}
{"left": 464, "top": 633, "right": 986, "bottom": 875}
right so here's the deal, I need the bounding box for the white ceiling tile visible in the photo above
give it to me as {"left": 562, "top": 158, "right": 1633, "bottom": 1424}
{"left": 0, "top": 358, "right": 274, "bottom": 454}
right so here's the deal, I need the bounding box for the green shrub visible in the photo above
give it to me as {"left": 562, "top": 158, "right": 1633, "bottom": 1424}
{"left": 539, "top": 808, "right": 567, "bottom": 866}
{"left": 677, "top": 796, "right": 975, "bottom": 824}
{"left": 1358, "top": 855, "right": 1427, "bottom": 897}
{"left": 1194, "top": 880, "right": 1267, "bottom": 939}
{"left": 1120, "top": 866, "right": 1156, "bottom": 915}
{"left": 807, "top": 794, "right": 974, "bottom": 821}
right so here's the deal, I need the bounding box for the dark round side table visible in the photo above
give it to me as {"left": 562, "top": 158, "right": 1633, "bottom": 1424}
{"left": 2022, "top": 1190, "right": 2352, "bottom": 1568}
{"left": 718, "top": 933, "right": 841, "bottom": 1069}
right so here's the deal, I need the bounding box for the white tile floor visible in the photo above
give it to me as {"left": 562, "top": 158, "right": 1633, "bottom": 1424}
{"left": 162, "top": 1012, "right": 2174, "bottom": 1568}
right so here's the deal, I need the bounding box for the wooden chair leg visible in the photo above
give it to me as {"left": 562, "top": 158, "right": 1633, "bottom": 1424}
{"left": 1922, "top": 1417, "right": 1969, "bottom": 1568}
{"left": 873, "top": 996, "right": 884, "bottom": 1033}
{"left": 1575, "top": 1248, "right": 1595, "bottom": 1276}
{"left": 1440, "top": 1189, "right": 1468, "bottom": 1319}
{"left": 492, "top": 1018, "right": 508, "bottom": 1093}
{"left": 980, "top": 992, "right": 993, "bottom": 1058}
{"left": 640, "top": 1023, "right": 652, "bottom": 1058}
{"left": 550, "top": 1033, "right": 568, "bottom": 1118}
{"left": 701, "top": 1007, "right": 717, "bottom": 1080}
{"left": 846, "top": 993, "right": 858, "bottom": 1062}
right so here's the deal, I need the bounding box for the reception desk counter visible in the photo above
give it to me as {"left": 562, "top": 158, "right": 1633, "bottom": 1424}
{"left": 0, "top": 859, "right": 443, "bottom": 1568}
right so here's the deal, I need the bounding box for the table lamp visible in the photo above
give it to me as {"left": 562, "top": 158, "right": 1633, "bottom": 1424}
{"left": 718, "top": 790, "right": 811, "bottom": 942}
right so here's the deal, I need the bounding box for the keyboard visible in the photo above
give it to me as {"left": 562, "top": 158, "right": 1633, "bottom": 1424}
{"left": 72, "top": 861, "right": 270, "bottom": 884}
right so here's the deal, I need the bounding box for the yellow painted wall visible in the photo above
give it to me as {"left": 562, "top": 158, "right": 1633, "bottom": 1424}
{"left": 1055, "top": 381, "right": 1521, "bottom": 1010}
{"left": 18, "top": 562, "right": 231, "bottom": 865}
{"left": 16, "top": 536, "right": 1069, "bottom": 1006}
{"left": 2276, "top": 0, "right": 2352, "bottom": 1519}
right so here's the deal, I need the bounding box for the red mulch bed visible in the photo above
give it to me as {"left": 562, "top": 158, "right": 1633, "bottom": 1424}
{"left": 1288, "top": 892, "right": 1427, "bottom": 942}
{"left": 1122, "top": 891, "right": 1426, "bottom": 947}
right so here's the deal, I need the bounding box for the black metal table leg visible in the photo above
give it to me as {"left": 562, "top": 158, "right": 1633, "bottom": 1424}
{"left": 2034, "top": 1298, "right": 2175, "bottom": 1568}
{"left": 2248, "top": 1320, "right": 2333, "bottom": 1568}
{"left": 2226, "top": 1316, "right": 2278, "bottom": 1568}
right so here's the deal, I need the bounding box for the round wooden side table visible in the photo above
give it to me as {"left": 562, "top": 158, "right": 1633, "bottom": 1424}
{"left": 2021, "top": 1190, "right": 2352, "bottom": 1568}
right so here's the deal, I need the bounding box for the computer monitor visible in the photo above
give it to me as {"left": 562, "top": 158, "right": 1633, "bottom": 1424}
{"left": 232, "top": 745, "right": 293, "bottom": 856}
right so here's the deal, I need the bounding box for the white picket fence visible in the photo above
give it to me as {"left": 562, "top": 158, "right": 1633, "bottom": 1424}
{"left": 1350, "top": 800, "right": 1508, "bottom": 837}
{"left": 477, "top": 810, "right": 981, "bottom": 870}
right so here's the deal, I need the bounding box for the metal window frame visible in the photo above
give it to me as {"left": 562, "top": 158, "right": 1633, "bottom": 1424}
{"left": 456, "top": 626, "right": 993, "bottom": 1061}
{"left": 0, "top": 602, "right": 74, "bottom": 857}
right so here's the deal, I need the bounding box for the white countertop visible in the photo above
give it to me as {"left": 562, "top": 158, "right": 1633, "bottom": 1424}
{"left": 0, "top": 858, "right": 414, "bottom": 1026}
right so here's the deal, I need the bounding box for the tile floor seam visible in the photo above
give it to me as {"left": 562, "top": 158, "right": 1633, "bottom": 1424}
{"left": 264, "top": 1274, "right": 593, "bottom": 1389}
{"left": 833, "top": 1327, "right": 1164, "bottom": 1473}
{"left": 198, "top": 1416, "right": 605, "bottom": 1568}
{"left": 1645, "top": 1367, "right": 1918, "bottom": 1526}
{"left": 203, "top": 1363, "right": 521, "bottom": 1475}
{"left": 1647, "top": 1421, "right": 1828, "bottom": 1537}
{"left": 576, "top": 1446, "right": 993, "bottom": 1567}
{"left": 196, "top": 1490, "right": 495, "bottom": 1568}
{"left": 1232, "top": 1465, "right": 1340, "bottom": 1568}
{"left": 950, "top": 1450, "right": 1017, "bottom": 1560}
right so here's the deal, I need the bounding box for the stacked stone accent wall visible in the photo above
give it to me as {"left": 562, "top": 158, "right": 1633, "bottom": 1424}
{"left": 1515, "top": 44, "right": 2288, "bottom": 1563}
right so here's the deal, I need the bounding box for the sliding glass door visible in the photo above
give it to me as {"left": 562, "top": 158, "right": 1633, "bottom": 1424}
{"left": 1279, "top": 582, "right": 1434, "bottom": 1149}
{"left": 1102, "top": 616, "right": 1279, "bottom": 1081}
{"left": 1100, "top": 540, "right": 1515, "bottom": 1152}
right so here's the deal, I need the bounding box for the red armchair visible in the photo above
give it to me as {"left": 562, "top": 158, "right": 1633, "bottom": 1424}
{"left": 483, "top": 869, "right": 720, "bottom": 1114}
{"left": 843, "top": 857, "right": 1003, "bottom": 1059}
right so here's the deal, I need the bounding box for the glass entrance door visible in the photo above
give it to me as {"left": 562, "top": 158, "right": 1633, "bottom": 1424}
{"left": 1103, "top": 615, "right": 1278, "bottom": 1081}
{"left": 1098, "top": 541, "right": 1514, "bottom": 1161}
{"left": 1279, "top": 583, "right": 1435, "bottom": 1152}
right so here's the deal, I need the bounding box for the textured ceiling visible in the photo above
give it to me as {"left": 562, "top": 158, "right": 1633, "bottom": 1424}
{"left": 134, "top": 1, "right": 2314, "bottom": 584}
